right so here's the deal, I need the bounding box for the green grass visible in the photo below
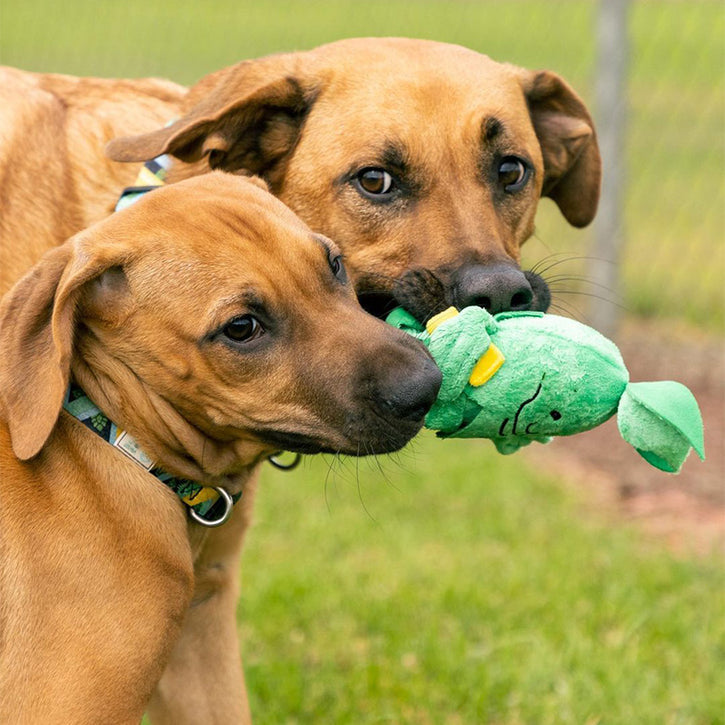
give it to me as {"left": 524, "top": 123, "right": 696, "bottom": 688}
{"left": 1, "top": 0, "right": 722, "bottom": 329}
{"left": 238, "top": 435, "right": 724, "bottom": 723}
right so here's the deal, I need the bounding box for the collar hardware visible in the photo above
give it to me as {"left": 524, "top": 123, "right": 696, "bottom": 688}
{"left": 268, "top": 451, "right": 302, "bottom": 470}
{"left": 188, "top": 486, "right": 234, "bottom": 527}
{"left": 62, "top": 383, "right": 241, "bottom": 527}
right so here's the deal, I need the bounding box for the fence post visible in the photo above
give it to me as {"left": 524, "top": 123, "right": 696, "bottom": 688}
{"left": 590, "top": 0, "right": 630, "bottom": 336}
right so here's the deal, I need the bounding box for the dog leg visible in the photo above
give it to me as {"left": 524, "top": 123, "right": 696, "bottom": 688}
{"left": 146, "top": 475, "right": 259, "bottom": 724}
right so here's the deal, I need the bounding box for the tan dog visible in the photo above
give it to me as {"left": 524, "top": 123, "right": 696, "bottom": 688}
{"left": 1, "top": 38, "right": 600, "bottom": 319}
{"left": 0, "top": 172, "right": 441, "bottom": 723}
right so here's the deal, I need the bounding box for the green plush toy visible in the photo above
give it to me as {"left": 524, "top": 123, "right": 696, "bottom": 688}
{"left": 386, "top": 306, "right": 705, "bottom": 473}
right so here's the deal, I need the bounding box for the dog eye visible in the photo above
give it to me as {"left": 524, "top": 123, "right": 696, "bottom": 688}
{"left": 498, "top": 157, "right": 530, "bottom": 192}
{"left": 355, "top": 168, "right": 395, "bottom": 197}
{"left": 223, "top": 315, "right": 264, "bottom": 343}
{"left": 328, "top": 253, "right": 348, "bottom": 283}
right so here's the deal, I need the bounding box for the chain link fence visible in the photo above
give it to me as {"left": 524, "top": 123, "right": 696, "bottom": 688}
{"left": 2, "top": 0, "right": 722, "bottom": 332}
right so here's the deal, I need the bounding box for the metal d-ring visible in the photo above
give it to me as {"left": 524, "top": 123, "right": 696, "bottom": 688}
{"left": 268, "top": 451, "right": 302, "bottom": 471}
{"left": 188, "top": 486, "right": 234, "bottom": 528}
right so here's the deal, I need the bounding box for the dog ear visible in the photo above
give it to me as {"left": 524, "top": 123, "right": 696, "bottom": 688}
{"left": 0, "top": 234, "right": 132, "bottom": 460}
{"left": 522, "top": 70, "right": 602, "bottom": 228}
{"left": 106, "top": 54, "right": 315, "bottom": 188}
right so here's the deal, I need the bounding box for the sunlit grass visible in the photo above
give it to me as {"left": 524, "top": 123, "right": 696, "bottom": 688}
{"left": 238, "top": 435, "right": 724, "bottom": 723}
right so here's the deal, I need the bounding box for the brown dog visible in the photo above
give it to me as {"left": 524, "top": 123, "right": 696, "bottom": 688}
{"left": 0, "top": 172, "right": 441, "bottom": 723}
{"left": 1, "top": 38, "right": 600, "bottom": 319}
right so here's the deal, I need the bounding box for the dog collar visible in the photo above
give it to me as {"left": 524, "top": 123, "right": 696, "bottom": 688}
{"left": 115, "top": 155, "right": 171, "bottom": 212}
{"left": 63, "top": 383, "right": 241, "bottom": 527}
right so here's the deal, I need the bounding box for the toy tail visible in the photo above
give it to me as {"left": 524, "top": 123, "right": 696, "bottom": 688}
{"left": 617, "top": 381, "right": 705, "bottom": 473}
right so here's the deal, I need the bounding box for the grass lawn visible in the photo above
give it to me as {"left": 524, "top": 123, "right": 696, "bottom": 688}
{"left": 240, "top": 435, "right": 724, "bottom": 723}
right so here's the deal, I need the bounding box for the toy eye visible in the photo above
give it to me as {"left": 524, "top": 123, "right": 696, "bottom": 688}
{"left": 223, "top": 315, "right": 264, "bottom": 343}
{"left": 355, "top": 168, "right": 395, "bottom": 197}
{"left": 498, "top": 157, "right": 530, "bottom": 193}
{"left": 549, "top": 410, "right": 562, "bottom": 421}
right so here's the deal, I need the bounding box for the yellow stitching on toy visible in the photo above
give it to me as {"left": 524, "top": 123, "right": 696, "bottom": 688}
{"left": 426, "top": 306, "right": 459, "bottom": 334}
{"left": 469, "top": 343, "right": 505, "bottom": 386}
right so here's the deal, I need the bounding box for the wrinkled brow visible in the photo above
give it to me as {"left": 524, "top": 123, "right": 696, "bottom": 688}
{"left": 482, "top": 115, "right": 504, "bottom": 144}
{"left": 311, "top": 234, "right": 332, "bottom": 254}
{"left": 207, "top": 290, "right": 266, "bottom": 327}
{"left": 379, "top": 141, "right": 411, "bottom": 173}
{"left": 311, "top": 233, "right": 343, "bottom": 260}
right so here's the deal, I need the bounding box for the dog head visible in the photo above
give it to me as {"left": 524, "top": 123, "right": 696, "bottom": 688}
{"left": 108, "top": 38, "right": 600, "bottom": 323}
{"left": 0, "top": 173, "right": 440, "bottom": 480}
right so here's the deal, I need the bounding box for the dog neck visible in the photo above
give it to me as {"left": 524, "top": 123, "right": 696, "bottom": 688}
{"left": 63, "top": 380, "right": 244, "bottom": 524}
{"left": 69, "top": 356, "right": 273, "bottom": 499}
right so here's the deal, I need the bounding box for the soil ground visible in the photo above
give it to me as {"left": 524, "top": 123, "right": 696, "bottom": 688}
{"left": 525, "top": 318, "right": 725, "bottom": 556}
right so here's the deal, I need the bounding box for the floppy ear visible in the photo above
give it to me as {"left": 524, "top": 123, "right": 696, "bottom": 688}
{"left": 106, "top": 53, "right": 316, "bottom": 187}
{"left": 0, "top": 234, "right": 131, "bottom": 460}
{"left": 522, "top": 70, "right": 602, "bottom": 228}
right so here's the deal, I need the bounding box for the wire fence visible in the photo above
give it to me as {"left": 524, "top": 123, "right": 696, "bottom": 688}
{"left": 1, "top": 0, "right": 722, "bottom": 332}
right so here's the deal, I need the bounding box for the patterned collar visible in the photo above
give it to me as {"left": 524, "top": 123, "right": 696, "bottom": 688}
{"left": 115, "top": 155, "right": 171, "bottom": 212}
{"left": 63, "top": 383, "right": 240, "bottom": 527}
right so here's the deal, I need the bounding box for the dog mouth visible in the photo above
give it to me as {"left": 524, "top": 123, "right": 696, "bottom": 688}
{"left": 523, "top": 270, "right": 551, "bottom": 313}
{"left": 257, "top": 429, "right": 341, "bottom": 455}
{"left": 356, "top": 267, "right": 551, "bottom": 323}
{"left": 356, "top": 290, "right": 399, "bottom": 320}
{"left": 259, "top": 416, "right": 424, "bottom": 457}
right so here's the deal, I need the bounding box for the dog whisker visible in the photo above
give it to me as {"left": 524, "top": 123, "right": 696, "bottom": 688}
{"left": 323, "top": 453, "right": 338, "bottom": 514}
{"left": 548, "top": 299, "right": 590, "bottom": 324}
{"left": 544, "top": 273, "right": 617, "bottom": 290}
{"left": 528, "top": 252, "right": 574, "bottom": 275}
{"left": 544, "top": 276, "right": 621, "bottom": 300}
{"left": 530, "top": 254, "right": 616, "bottom": 278}
{"left": 361, "top": 447, "right": 396, "bottom": 490}
{"left": 548, "top": 288, "right": 629, "bottom": 311}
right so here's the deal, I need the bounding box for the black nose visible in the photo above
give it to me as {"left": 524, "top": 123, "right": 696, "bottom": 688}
{"left": 454, "top": 263, "right": 534, "bottom": 314}
{"left": 374, "top": 348, "right": 442, "bottom": 422}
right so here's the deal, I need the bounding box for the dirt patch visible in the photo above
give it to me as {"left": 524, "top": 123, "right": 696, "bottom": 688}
{"left": 524, "top": 318, "right": 725, "bottom": 556}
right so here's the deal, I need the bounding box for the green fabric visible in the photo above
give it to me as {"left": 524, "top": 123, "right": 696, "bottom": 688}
{"left": 617, "top": 381, "right": 705, "bottom": 473}
{"left": 428, "top": 307, "right": 494, "bottom": 403}
{"left": 387, "top": 307, "right": 705, "bottom": 474}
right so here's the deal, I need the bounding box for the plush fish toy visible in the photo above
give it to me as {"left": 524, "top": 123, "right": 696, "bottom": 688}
{"left": 386, "top": 306, "right": 705, "bottom": 473}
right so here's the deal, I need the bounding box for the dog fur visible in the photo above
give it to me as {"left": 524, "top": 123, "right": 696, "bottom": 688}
{"left": 0, "top": 172, "right": 441, "bottom": 723}
{"left": 1, "top": 38, "right": 600, "bottom": 318}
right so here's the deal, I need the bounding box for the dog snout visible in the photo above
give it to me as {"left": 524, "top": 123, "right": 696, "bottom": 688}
{"left": 453, "top": 263, "right": 535, "bottom": 314}
{"left": 373, "top": 347, "right": 442, "bottom": 423}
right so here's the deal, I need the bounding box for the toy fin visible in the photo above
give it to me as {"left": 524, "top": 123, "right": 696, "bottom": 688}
{"left": 617, "top": 381, "right": 705, "bottom": 473}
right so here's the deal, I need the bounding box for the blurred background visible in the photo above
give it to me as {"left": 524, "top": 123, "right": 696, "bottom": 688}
{"left": 2, "top": 1, "right": 722, "bottom": 723}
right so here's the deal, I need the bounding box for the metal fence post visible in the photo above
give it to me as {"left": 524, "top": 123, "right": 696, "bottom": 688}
{"left": 590, "top": 0, "right": 630, "bottom": 336}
